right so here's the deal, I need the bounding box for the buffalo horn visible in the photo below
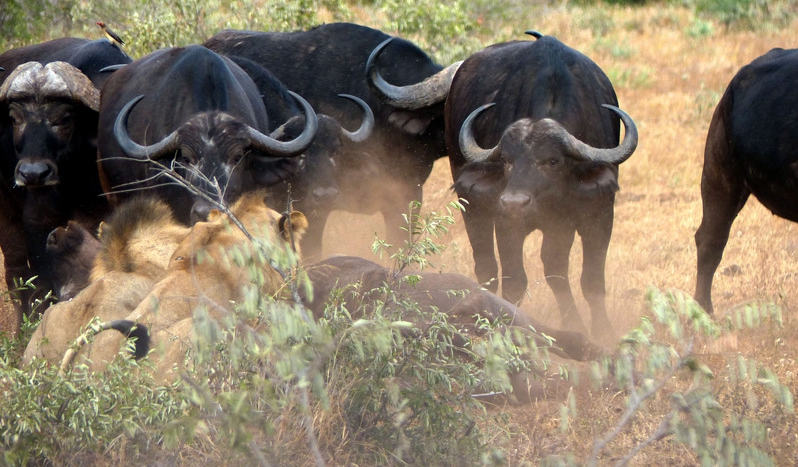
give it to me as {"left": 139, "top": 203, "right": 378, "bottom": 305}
{"left": 459, "top": 103, "right": 639, "bottom": 165}
{"left": 459, "top": 102, "right": 498, "bottom": 163}
{"left": 561, "top": 104, "right": 638, "bottom": 164}
{"left": 337, "top": 94, "right": 374, "bottom": 143}
{"left": 366, "top": 38, "right": 462, "bottom": 110}
{"left": 114, "top": 95, "right": 180, "bottom": 159}
{"left": 250, "top": 90, "right": 318, "bottom": 157}
{"left": 99, "top": 64, "right": 127, "bottom": 73}
{"left": 0, "top": 61, "right": 100, "bottom": 111}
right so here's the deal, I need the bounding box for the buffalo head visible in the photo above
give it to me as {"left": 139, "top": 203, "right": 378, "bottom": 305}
{"left": 457, "top": 103, "right": 638, "bottom": 218}
{"left": 46, "top": 221, "right": 101, "bottom": 301}
{"left": 0, "top": 61, "right": 100, "bottom": 188}
{"left": 112, "top": 91, "right": 318, "bottom": 224}
{"left": 266, "top": 93, "right": 374, "bottom": 212}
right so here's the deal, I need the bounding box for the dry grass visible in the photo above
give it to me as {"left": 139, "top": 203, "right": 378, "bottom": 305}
{"left": 3, "top": 2, "right": 798, "bottom": 465}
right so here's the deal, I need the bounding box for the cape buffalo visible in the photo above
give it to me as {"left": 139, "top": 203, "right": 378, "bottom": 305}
{"left": 0, "top": 38, "right": 130, "bottom": 335}
{"left": 204, "top": 23, "right": 461, "bottom": 250}
{"left": 301, "top": 255, "right": 607, "bottom": 402}
{"left": 302, "top": 255, "right": 605, "bottom": 362}
{"left": 97, "top": 45, "right": 318, "bottom": 225}
{"left": 45, "top": 221, "right": 102, "bottom": 301}
{"left": 434, "top": 34, "right": 636, "bottom": 339}
{"left": 695, "top": 48, "right": 798, "bottom": 313}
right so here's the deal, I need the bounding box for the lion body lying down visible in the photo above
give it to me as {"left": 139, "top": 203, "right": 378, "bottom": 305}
{"left": 23, "top": 193, "right": 306, "bottom": 382}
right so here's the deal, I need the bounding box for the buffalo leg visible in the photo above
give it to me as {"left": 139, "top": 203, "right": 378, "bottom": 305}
{"left": 0, "top": 216, "right": 30, "bottom": 335}
{"left": 299, "top": 210, "right": 330, "bottom": 263}
{"left": 462, "top": 205, "right": 499, "bottom": 293}
{"left": 694, "top": 113, "right": 750, "bottom": 314}
{"left": 381, "top": 183, "right": 424, "bottom": 250}
{"left": 694, "top": 167, "right": 749, "bottom": 314}
{"left": 540, "top": 229, "right": 587, "bottom": 334}
{"left": 578, "top": 214, "right": 613, "bottom": 339}
{"left": 495, "top": 218, "right": 528, "bottom": 304}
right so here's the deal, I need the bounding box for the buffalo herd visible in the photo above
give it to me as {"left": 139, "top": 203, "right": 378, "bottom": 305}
{"left": 0, "top": 21, "right": 794, "bottom": 392}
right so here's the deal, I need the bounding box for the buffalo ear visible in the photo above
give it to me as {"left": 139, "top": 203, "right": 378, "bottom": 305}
{"left": 452, "top": 160, "right": 505, "bottom": 201}
{"left": 388, "top": 109, "right": 434, "bottom": 136}
{"left": 278, "top": 211, "right": 308, "bottom": 242}
{"left": 573, "top": 162, "right": 619, "bottom": 197}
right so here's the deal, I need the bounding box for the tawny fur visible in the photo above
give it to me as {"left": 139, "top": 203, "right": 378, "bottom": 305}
{"left": 25, "top": 191, "right": 307, "bottom": 382}
{"left": 91, "top": 196, "right": 191, "bottom": 282}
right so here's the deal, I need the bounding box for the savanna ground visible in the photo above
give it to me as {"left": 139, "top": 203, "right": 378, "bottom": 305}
{"left": 2, "top": 1, "right": 798, "bottom": 465}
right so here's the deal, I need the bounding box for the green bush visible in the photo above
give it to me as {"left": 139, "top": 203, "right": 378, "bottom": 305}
{"left": 548, "top": 289, "right": 793, "bottom": 466}
{"left": 375, "top": 0, "right": 483, "bottom": 64}
{"left": 675, "top": 0, "right": 798, "bottom": 30}
{"left": 172, "top": 200, "right": 541, "bottom": 465}
{"left": 0, "top": 349, "right": 186, "bottom": 466}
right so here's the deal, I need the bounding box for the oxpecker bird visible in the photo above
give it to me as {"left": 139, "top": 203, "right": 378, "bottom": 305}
{"left": 97, "top": 22, "right": 125, "bottom": 47}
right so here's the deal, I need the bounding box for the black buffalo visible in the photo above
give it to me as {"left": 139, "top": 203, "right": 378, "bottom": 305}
{"left": 438, "top": 35, "right": 637, "bottom": 339}
{"left": 0, "top": 38, "right": 130, "bottom": 334}
{"left": 228, "top": 55, "right": 374, "bottom": 261}
{"left": 45, "top": 221, "right": 102, "bottom": 302}
{"left": 0, "top": 38, "right": 130, "bottom": 89}
{"left": 303, "top": 255, "right": 605, "bottom": 361}
{"left": 695, "top": 48, "right": 798, "bottom": 313}
{"left": 97, "top": 45, "right": 318, "bottom": 225}
{"left": 203, "top": 23, "right": 461, "bottom": 249}
{"left": 301, "top": 255, "right": 606, "bottom": 401}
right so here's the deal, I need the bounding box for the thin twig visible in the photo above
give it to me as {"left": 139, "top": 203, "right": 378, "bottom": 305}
{"left": 588, "top": 337, "right": 694, "bottom": 466}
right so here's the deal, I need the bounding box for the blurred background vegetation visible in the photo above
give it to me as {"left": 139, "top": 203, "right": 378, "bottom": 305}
{"left": 2, "top": 0, "right": 798, "bottom": 65}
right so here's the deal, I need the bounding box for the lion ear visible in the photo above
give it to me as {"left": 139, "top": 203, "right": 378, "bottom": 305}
{"left": 97, "top": 221, "right": 107, "bottom": 239}
{"left": 207, "top": 209, "right": 223, "bottom": 222}
{"left": 278, "top": 211, "right": 308, "bottom": 242}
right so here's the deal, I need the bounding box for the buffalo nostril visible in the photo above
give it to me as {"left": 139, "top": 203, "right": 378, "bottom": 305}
{"left": 312, "top": 186, "right": 339, "bottom": 204}
{"left": 16, "top": 161, "right": 56, "bottom": 186}
{"left": 46, "top": 227, "right": 62, "bottom": 249}
{"left": 500, "top": 192, "right": 532, "bottom": 209}
{"left": 190, "top": 201, "right": 213, "bottom": 224}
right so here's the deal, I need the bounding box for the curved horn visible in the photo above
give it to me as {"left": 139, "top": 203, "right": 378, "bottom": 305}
{"left": 114, "top": 95, "right": 180, "bottom": 159}
{"left": 249, "top": 90, "right": 318, "bottom": 157}
{"left": 561, "top": 104, "right": 638, "bottom": 164}
{"left": 525, "top": 30, "right": 544, "bottom": 39}
{"left": 100, "top": 64, "right": 127, "bottom": 73}
{"left": 337, "top": 94, "right": 374, "bottom": 143}
{"left": 366, "top": 37, "right": 462, "bottom": 110}
{"left": 459, "top": 103, "right": 498, "bottom": 163}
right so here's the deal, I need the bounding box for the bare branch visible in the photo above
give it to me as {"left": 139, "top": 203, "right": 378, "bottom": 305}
{"left": 588, "top": 337, "right": 694, "bottom": 466}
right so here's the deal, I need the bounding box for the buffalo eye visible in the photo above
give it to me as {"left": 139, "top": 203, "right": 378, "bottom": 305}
{"left": 8, "top": 107, "right": 22, "bottom": 127}
{"left": 50, "top": 111, "right": 72, "bottom": 128}
{"left": 539, "top": 157, "right": 559, "bottom": 168}
{"left": 50, "top": 112, "right": 73, "bottom": 137}
{"left": 175, "top": 152, "right": 194, "bottom": 166}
